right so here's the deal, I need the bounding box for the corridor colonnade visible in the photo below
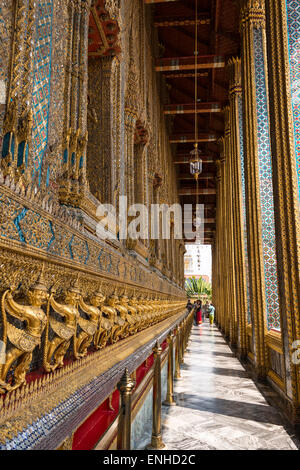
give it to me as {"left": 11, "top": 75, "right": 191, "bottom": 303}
{"left": 0, "top": 0, "right": 188, "bottom": 450}
{"left": 98, "top": 309, "right": 194, "bottom": 451}
{"left": 212, "top": 0, "right": 300, "bottom": 425}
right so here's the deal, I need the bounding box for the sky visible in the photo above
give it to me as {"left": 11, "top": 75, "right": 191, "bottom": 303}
{"left": 198, "top": 245, "right": 212, "bottom": 281}
{"left": 184, "top": 244, "right": 212, "bottom": 281}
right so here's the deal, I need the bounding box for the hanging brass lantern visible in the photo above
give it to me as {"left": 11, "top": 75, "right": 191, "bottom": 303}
{"left": 189, "top": 143, "right": 203, "bottom": 180}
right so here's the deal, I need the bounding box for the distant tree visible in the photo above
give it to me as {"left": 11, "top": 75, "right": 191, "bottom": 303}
{"left": 185, "top": 277, "right": 212, "bottom": 300}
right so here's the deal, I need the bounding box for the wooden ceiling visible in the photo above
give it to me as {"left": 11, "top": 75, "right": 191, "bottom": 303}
{"left": 146, "top": 0, "right": 241, "bottom": 244}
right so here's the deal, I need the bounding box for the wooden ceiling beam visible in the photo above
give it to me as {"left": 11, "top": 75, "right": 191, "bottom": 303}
{"left": 144, "top": 0, "right": 180, "bottom": 3}
{"left": 184, "top": 203, "right": 216, "bottom": 209}
{"left": 174, "top": 158, "right": 215, "bottom": 164}
{"left": 164, "top": 102, "right": 222, "bottom": 114}
{"left": 163, "top": 71, "right": 209, "bottom": 79}
{"left": 156, "top": 55, "right": 225, "bottom": 71}
{"left": 170, "top": 133, "right": 218, "bottom": 143}
{"left": 178, "top": 174, "right": 215, "bottom": 180}
{"left": 178, "top": 188, "right": 216, "bottom": 195}
{"left": 182, "top": 218, "right": 216, "bottom": 224}
{"left": 154, "top": 17, "right": 210, "bottom": 27}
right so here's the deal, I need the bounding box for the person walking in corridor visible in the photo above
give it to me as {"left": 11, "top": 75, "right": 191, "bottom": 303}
{"left": 208, "top": 303, "right": 215, "bottom": 326}
{"left": 195, "top": 300, "right": 202, "bottom": 325}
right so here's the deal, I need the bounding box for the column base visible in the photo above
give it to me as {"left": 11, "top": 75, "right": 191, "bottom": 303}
{"left": 163, "top": 398, "right": 177, "bottom": 407}
{"left": 147, "top": 435, "right": 165, "bottom": 450}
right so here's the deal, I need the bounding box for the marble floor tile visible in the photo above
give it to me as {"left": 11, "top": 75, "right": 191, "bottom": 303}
{"left": 161, "top": 323, "right": 299, "bottom": 451}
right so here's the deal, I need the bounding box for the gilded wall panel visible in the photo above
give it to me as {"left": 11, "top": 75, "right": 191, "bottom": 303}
{"left": 285, "top": 0, "right": 300, "bottom": 198}
{"left": 46, "top": 0, "right": 69, "bottom": 189}
{"left": 0, "top": 1, "right": 14, "bottom": 139}
{"left": 87, "top": 57, "right": 103, "bottom": 199}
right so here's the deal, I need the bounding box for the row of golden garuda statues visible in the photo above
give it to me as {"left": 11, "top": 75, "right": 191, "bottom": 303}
{"left": 0, "top": 268, "right": 186, "bottom": 394}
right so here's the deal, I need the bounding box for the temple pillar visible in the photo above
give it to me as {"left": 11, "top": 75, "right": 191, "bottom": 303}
{"left": 163, "top": 332, "right": 176, "bottom": 406}
{"left": 147, "top": 342, "right": 165, "bottom": 450}
{"left": 117, "top": 368, "right": 135, "bottom": 450}
{"left": 214, "top": 161, "right": 222, "bottom": 328}
{"left": 265, "top": 0, "right": 300, "bottom": 422}
{"left": 240, "top": 0, "right": 281, "bottom": 377}
{"left": 124, "top": 110, "right": 137, "bottom": 208}
{"left": 228, "top": 57, "right": 249, "bottom": 357}
{"left": 174, "top": 326, "right": 181, "bottom": 380}
{"left": 224, "top": 106, "right": 238, "bottom": 347}
{"left": 218, "top": 140, "right": 227, "bottom": 336}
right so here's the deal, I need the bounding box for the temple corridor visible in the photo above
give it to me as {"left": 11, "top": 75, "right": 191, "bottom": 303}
{"left": 160, "top": 324, "right": 299, "bottom": 451}
{"left": 0, "top": 0, "right": 299, "bottom": 451}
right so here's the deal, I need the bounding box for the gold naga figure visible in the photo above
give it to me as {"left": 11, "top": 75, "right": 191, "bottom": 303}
{"left": 44, "top": 279, "right": 81, "bottom": 372}
{"left": 93, "top": 289, "right": 115, "bottom": 350}
{"left": 0, "top": 270, "right": 49, "bottom": 394}
{"left": 76, "top": 286, "right": 105, "bottom": 357}
{"left": 146, "top": 294, "right": 156, "bottom": 325}
{"left": 139, "top": 294, "right": 153, "bottom": 328}
{"left": 102, "top": 291, "right": 123, "bottom": 344}
{"left": 130, "top": 292, "right": 147, "bottom": 330}
{"left": 128, "top": 291, "right": 143, "bottom": 332}
{"left": 113, "top": 290, "right": 130, "bottom": 339}
{"left": 119, "top": 290, "right": 137, "bottom": 335}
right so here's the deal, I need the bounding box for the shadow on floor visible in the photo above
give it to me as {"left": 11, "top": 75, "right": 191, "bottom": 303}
{"left": 207, "top": 351, "right": 236, "bottom": 358}
{"left": 179, "top": 364, "right": 250, "bottom": 379}
{"left": 187, "top": 350, "right": 235, "bottom": 358}
{"left": 173, "top": 394, "right": 284, "bottom": 426}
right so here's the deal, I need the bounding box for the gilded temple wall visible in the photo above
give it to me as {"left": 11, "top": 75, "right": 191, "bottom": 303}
{"left": 0, "top": 0, "right": 186, "bottom": 433}
{"left": 0, "top": 0, "right": 184, "bottom": 293}
{"left": 85, "top": 0, "right": 179, "bottom": 212}
{"left": 46, "top": 0, "right": 70, "bottom": 190}
{"left": 0, "top": 1, "right": 14, "bottom": 144}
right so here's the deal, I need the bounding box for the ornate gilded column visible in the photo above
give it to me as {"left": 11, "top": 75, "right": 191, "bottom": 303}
{"left": 228, "top": 57, "right": 249, "bottom": 357}
{"left": 147, "top": 342, "right": 165, "bottom": 450}
{"left": 60, "top": 0, "right": 91, "bottom": 206}
{"left": 174, "top": 326, "right": 181, "bottom": 380}
{"left": 223, "top": 106, "right": 238, "bottom": 346}
{"left": 240, "top": 0, "right": 281, "bottom": 377}
{"left": 265, "top": 0, "right": 300, "bottom": 421}
{"left": 214, "top": 160, "right": 222, "bottom": 327}
{"left": 124, "top": 109, "right": 137, "bottom": 208}
{"left": 70, "top": 1, "right": 81, "bottom": 132}
{"left": 101, "top": 57, "right": 115, "bottom": 204}
{"left": 170, "top": 221, "right": 175, "bottom": 281}
{"left": 117, "top": 368, "right": 135, "bottom": 450}
{"left": 218, "top": 138, "right": 228, "bottom": 335}
{"left": 180, "top": 320, "right": 185, "bottom": 364}
{"left": 1, "top": 0, "right": 35, "bottom": 182}
{"left": 163, "top": 333, "right": 176, "bottom": 406}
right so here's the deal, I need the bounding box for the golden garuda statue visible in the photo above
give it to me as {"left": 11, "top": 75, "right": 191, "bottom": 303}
{"left": 77, "top": 286, "right": 105, "bottom": 356}
{"left": 44, "top": 278, "right": 81, "bottom": 372}
{"left": 0, "top": 269, "right": 49, "bottom": 394}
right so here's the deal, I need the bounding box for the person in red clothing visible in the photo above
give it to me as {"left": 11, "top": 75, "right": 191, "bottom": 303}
{"left": 195, "top": 299, "right": 202, "bottom": 325}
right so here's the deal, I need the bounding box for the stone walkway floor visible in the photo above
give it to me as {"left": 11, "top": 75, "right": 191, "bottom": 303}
{"left": 161, "top": 322, "right": 299, "bottom": 450}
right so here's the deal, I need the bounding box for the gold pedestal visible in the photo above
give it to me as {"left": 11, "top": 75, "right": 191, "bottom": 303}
{"left": 174, "top": 326, "right": 181, "bottom": 380}
{"left": 163, "top": 332, "right": 176, "bottom": 406}
{"left": 117, "top": 368, "right": 135, "bottom": 450}
{"left": 147, "top": 342, "right": 165, "bottom": 450}
{"left": 147, "top": 435, "right": 165, "bottom": 450}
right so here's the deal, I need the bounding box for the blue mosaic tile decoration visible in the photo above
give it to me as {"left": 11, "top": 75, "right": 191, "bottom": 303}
{"left": 31, "top": 0, "right": 54, "bottom": 184}
{"left": 238, "top": 96, "right": 251, "bottom": 325}
{"left": 253, "top": 28, "right": 280, "bottom": 331}
{"left": 0, "top": 190, "right": 183, "bottom": 295}
{"left": 286, "top": 0, "right": 300, "bottom": 200}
